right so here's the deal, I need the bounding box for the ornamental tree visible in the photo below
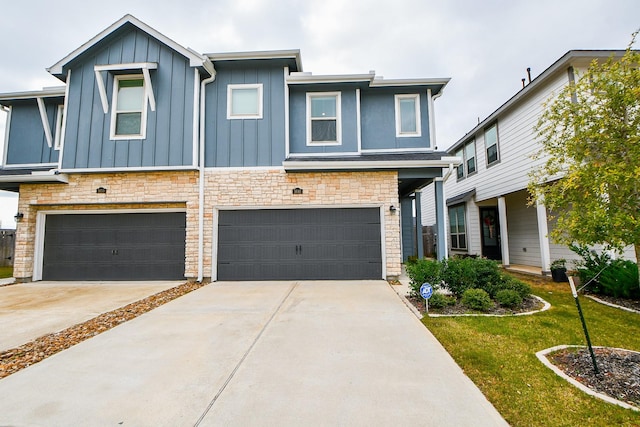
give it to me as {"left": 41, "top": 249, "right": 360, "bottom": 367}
{"left": 528, "top": 31, "right": 640, "bottom": 266}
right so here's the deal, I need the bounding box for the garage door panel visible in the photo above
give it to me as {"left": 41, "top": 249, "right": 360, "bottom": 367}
{"left": 217, "top": 208, "right": 382, "bottom": 280}
{"left": 42, "top": 213, "right": 186, "bottom": 281}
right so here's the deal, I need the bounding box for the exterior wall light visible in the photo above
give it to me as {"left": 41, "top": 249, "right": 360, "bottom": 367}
{"left": 14, "top": 212, "right": 24, "bottom": 221}
{"left": 389, "top": 205, "right": 397, "bottom": 213}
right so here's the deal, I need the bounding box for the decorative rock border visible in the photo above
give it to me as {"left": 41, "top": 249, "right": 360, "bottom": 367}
{"left": 585, "top": 295, "right": 640, "bottom": 314}
{"left": 427, "top": 295, "right": 551, "bottom": 318}
{"left": 536, "top": 345, "right": 640, "bottom": 412}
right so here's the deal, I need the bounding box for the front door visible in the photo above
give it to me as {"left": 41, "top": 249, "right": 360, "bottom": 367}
{"left": 480, "top": 207, "right": 501, "bottom": 260}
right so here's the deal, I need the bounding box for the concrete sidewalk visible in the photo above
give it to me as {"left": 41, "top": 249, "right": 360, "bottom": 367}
{"left": 0, "top": 281, "right": 507, "bottom": 426}
{"left": 0, "top": 280, "right": 182, "bottom": 351}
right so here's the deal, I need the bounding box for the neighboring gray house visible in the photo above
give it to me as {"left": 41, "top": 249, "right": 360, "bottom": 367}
{"left": 0, "top": 15, "right": 458, "bottom": 282}
{"left": 421, "top": 50, "right": 636, "bottom": 273}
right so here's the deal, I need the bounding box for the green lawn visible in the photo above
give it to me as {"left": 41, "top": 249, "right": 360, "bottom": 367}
{"left": 0, "top": 266, "right": 13, "bottom": 279}
{"left": 423, "top": 273, "right": 640, "bottom": 427}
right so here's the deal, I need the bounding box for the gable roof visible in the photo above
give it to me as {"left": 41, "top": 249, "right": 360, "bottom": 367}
{"left": 47, "top": 14, "right": 214, "bottom": 79}
{"left": 447, "top": 50, "right": 626, "bottom": 153}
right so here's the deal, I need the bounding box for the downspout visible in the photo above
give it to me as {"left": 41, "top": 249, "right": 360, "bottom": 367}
{"left": 198, "top": 69, "right": 217, "bottom": 282}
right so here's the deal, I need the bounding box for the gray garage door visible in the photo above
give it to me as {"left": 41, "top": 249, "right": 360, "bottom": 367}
{"left": 42, "top": 212, "right": 186, "bottom": 280}
{"left": 217, "top": 208, "right": 382, "bottom": 280}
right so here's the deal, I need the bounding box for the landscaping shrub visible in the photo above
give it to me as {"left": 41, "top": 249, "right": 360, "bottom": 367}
{"left": 442, "top": 257, "right": 479, "bottom": 297}
{"left": 428, "top": 292, "right": 456, "bottom": 308}
{"left": 461, "top": 288, "right": 493, "bottom": 312}
{"left": 498, "top": 275, "right": 532, "bottom": 299}
{"left": 598, "top": 259, "right": 640, "bottom": 299}
{"left": 495, "top": 289, "right": 523, "bottom": 308}
{"left": 405, "top": 258, "right": 442, "bottom": 298}
{"left": 570, "top": 244, "right": 611, "bottom": 294}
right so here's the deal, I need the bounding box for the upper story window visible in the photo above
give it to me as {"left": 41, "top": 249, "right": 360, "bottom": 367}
{"left": 227, "top": 84, "right": 263, "bottom": 119}
{"left": 307, "top": 92, "right": 341, "bottom": 145}
{"left": 484, "top": 122, "right": 500, "bottom": 166}
{"left": 449, "top": 204, "right": 467, "bottom": 250}
{"left": 110, "top": 75, "right": 147, "bottom": 139}
{"left": 455, "top": 139, "right": 477, "bottom": 180}
{"left": 394, "top": 94, "right": 421, "bottom": 137}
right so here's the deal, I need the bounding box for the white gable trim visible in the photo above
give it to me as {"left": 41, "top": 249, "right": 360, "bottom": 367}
{"left": 47, "top": 14, "right": 212, "bottom": 76}
{"left": 94, "top": 62, "right": 158, "bottom": 114}
{"left": 36, "top": 97, "right": 54, "bottom": 148}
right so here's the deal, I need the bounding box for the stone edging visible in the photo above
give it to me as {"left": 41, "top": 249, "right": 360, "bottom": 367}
{"left": 585, "top": 295, "right": 640, "bottom": 314}
{"left": 536, "top": 345, "right": 640, "bottom": 412}
{"left": 427, "top": 295, "right": 551, "bottom": 318}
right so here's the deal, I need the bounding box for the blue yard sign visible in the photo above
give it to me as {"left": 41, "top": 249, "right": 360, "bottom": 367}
{"left": 420, "top": 283, "right": 433, "bottom": 299}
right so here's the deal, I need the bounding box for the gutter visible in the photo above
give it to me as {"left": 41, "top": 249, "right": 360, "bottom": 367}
{"left": 197, "top": 70, "right": 217, "bottom": 282}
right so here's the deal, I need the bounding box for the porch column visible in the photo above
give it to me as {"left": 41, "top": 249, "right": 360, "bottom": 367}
{"left": 400, "top": 196, "right": 415, "bottom": 261}
{"left": 497, "top": 196, "right": 510, "bottom": 267}
{"left": 434, "top": 179, "right": 447, "bottom": 261}
{"left": 536, "top": 200, "right": 551, "bottom": 273}
{"left": 415, "top": 190, "right": 424, "bottom": 259}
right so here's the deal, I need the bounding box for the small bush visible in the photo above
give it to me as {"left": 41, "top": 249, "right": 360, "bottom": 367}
{"left": 428, "top": 292, "right": 456, "bottom": 308}
{"left": 599, "top": 259, "right": 640, "bottom": 299}
{"left": 461, "top": 288, "right": 493, "bottom": 312}
{"left": 406, "top": 259, "right": 442, "bottom": 298}
{"left": 495, "top": 289, "right": 523, "bottom": 308}
{"left": 498, "top": 275, "right": 531, "bottom": 299}
{"left": 571, "top": 244, "right": 611, "bottom": 293}
{"left": 442, "top": 257, "right": 478, "bottom": 297}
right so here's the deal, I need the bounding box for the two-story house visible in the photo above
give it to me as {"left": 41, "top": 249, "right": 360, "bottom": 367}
{"left": 421, "top": 50, "right": 636, "bottom": 274}
{"left": 0, "top": 15, "right": 458, "bottom": 282}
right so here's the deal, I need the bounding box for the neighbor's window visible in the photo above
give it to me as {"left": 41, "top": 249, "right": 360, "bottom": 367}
{"left": 455, "top": 148, "right": 464, "bottom": 179}
{"left": 484, "top": 122, "right": 499, "bottom": 166}
{"left": 395, "top": 94, "right": 421, "bottom": 137}
{"left": 449, "top": 204, "right": 467, "bottom": 250}
{"left": 227, "top": 84, "right": 263, "bottom": 119}
{"left": 307, "top": 92, "right": 341, "bottom": 145}
{"left": 111, "top": 76, "right": 146, "bottom": 139}
{"left": 465, "top": 139, "right": 476, "bottom": 174}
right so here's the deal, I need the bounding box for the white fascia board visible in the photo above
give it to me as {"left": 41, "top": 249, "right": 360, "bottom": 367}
{"left": 0, "top": 87, "right": 66, "bottom": 102}
{"left": 47, "top": 14, "right": 209, "bottom": 77}
{"left": 283, "top": 159, "right": 462, "bottom": 171}
{"left": 207, "top": 49, "right": 302, "bottom": 71}
{"left": 370, "top": 78, "right": 451, "bottom": 87}
{"left": 287, "top": 73, "right": 374, "bottom": 85}
{"left": 0, "top": 173, "right": 69, "bottom": 184}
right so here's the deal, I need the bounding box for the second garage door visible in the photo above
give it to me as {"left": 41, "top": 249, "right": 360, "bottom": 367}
{"left": 217, "top": 208, "right": 382, "bottom": 280}
{"left": 42, "top": 212, "right": 186, "bottom": 281}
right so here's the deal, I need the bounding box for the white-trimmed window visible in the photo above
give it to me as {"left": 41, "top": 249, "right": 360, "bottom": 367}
{"left": 449, "top": 204, "right": 467, "bottom": 250}
{"left": 484, "top": 122, "right": 499, "bottom": 166}
{"left": 110, "top": 75, "right": 147, "bottom": 139}
{"left": 395, "top": 94, "right": 421, "bottom": 137}
{"left": 455, "top": 139, "right": 476, "bottom": 180}
{"left": 307, "top": 92, "right": 341, "bottom": 145}
{"left": 227, "top": 84, "right": 263, "bottom": 119}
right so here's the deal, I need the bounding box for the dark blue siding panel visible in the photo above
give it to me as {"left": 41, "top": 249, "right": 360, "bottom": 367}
{"left": 61, "top": 27, "right": 195, "bottom": 170}
{"left": 5, "top": 102, "right": 60, "bottom": 165}
{"left": 288, "top": 87, "right": 358, "bottom": 155}
{"left": 360, "top": 89, "right": 431, "bottom": 151}
{"left": 204, "top": 64, "right": 286, "bottom": 167}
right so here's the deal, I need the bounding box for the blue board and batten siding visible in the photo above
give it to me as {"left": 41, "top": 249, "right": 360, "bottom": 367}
{"left": 204, "top": 63, "right": 286, "bottom": 167}
{"left": 5, "top": 100, "right": 60, "bottom": 165}
{"left": 360, "top": 89, "right": 431, "bottom": 151}
{"left": 61, "top": 26, "right": 196, "bottom": 170}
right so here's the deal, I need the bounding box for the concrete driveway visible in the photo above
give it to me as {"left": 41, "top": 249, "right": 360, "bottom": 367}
{"left": 0, "top": 281, "right": 507, "bottom": 426}
{"left": 0, "top": 281, "right": 182, "bottom": 351}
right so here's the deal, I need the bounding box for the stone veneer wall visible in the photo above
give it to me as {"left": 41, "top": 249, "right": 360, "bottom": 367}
{"left": 203, "top": 169, "right": 401, "bottom": 279}
{"left": 13, "top": 172, "right": 198, "bottom": 281}
{"left": 13, "top": 169, "right": 401, "bottom": 281}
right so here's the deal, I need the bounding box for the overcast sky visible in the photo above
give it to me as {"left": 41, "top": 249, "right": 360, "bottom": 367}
{"left": 0, "top": 0, "right": 638, "bottom": 228}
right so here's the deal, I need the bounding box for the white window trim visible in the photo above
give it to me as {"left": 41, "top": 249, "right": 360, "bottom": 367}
{"left": 109, "top": 74, "right": 148, "bottom": 140}
{"left": 484, "top": 122, "right": 500, "bottom": 166}
{"left": 449, "top": 204, "right": 468, "bottom": 250}
{"left": 94, "top": 62, "right": 157, "bottom": 115}
{"left": 306, "top": 91, "right": 342, "bottom": 146}
{"left": 54, "top": 105, "right": 64, "bottom": 150}
{"left": 394, "top": 94, "right": 421, "bottom": 137}
{"left": 227, "top": 83, "right": 264, "bottom": 119}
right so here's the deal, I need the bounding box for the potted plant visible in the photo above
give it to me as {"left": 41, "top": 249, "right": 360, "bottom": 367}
{"left": 550, "top": 259, "right": 569, "bottom": 282}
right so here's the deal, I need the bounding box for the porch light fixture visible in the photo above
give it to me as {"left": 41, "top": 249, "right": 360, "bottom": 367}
{"left": 389, "top": 205, "right": 397, "bottom": 213}
{"left": 96, "top": 187, "right": 107, "bottom": 194}
{"left": 292, "top": 187, "right": 303, "bottom": 195}
{"left": 14, "top": 212, "right": 24, "bottom": 222}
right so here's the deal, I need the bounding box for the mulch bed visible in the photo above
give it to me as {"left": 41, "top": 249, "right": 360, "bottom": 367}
{"left": 0, "top": 281, "right": 207, "bottom": 379}
{"left": 406, "top": 294, "right": 544, "bottom": 316}
{"left": 550, "top": 347, "right": 640, "bottom": 408}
